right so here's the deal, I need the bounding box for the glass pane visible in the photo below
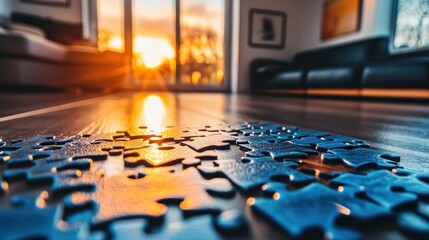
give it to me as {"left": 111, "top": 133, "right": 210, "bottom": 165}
{"left": 132, "top": 0, "right": 176, "bottom": 86}
{"left": 180, "top": 0, "right": 225, "bottom": 86}
{"left": 97, "top": 0, "right": 124, "bottom": 53}
{"left": 394, "top": 0, "right": 429, "bottom": 49}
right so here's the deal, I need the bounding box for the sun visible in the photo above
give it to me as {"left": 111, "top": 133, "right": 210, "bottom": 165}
{"left": 133, "top": 37, "right": 175, "bottom": 68}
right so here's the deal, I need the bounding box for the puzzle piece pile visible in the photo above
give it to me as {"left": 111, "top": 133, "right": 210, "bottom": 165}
{"left": 1, "top": 122, "right": 429, "bottom": 239}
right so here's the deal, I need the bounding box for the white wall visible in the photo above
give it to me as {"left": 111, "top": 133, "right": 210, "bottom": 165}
{"left": 235, "top": 0, "right": 302, "bottom": 93}
{"left": 9, "top": 0, "right": 82, "bottom": 23}
{"left": 233, "top": 0, "right": 393, "bottom": 93}
{"left": 298, "top": 0, "right": 392, "bottom": 51}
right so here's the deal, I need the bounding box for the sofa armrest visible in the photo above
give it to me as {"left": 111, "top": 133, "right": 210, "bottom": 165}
{"left": 250, "top": 58, "right": 290, "bottom": 92}
{"left": 251, "top": 58, "right": 290, "bottom": 75}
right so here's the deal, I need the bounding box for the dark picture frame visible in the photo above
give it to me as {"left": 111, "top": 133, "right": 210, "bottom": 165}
{"left": 321, "top": 0, "right": 362, "bottom": 41}
{"left": 20, "top": 0, "right": 70, "bottom": 7}
{"left": 248, "top": 9, "right": 286, "bottom": 49}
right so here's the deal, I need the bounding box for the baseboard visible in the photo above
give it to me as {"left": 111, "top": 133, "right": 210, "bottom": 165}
{"left": 361, "top": 89, "right": 429, "bottom": 99}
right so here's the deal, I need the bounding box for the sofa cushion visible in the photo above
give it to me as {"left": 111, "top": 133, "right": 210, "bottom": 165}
{"left": 363, "top": 59, "right": 429, "bottom": 89}
{"left": 307, "top": 67, "right": 359, "bottom": 89}
{"left": 4, "top": 21, "right": 45, "bottom": 38}
{"left": 265, "top": 70, "right": 305, "bottom": 89}
{"left": 0, "top": 31, "right": 66, "bottom": 62}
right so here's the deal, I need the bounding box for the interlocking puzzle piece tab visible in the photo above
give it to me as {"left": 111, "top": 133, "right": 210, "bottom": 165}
{"left": 322, "top": 148, "right": 400, "bottom": 170}
{"left": 124, "top": 145, "right": 217, "bottom": 167}
{"left": 181, "top": 134, "right": 236, "bottom": 153}
{"left": 251, "top": 183, "right": 390, "bottom": 240}
{"left": 331, "top": 170, "right": 429, "bottom": 209}
{"left": 240, "top": 141, "right": 318, "bottom": 159}
{"left": 291, "top": 129, "right": 330, "bottom": 139}
{"left": 69, "top": 167, "right": 233, "bottom": 222}
{"left": 198, "top": 157, "right": 314, "bottom": 191}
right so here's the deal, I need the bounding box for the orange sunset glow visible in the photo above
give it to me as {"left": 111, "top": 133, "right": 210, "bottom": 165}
{"left": 97, "top": 0, "right": 224, "bottom": 86}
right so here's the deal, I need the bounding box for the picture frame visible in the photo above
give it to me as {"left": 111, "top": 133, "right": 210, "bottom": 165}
{"left": 20, "top": 0, "right": 70, "bottom": 7}
{"left": 248, "top": 9, "right": 286, "bottom": 49}
{"left": 321, "top": 0, "right": 362, "bottom": 41}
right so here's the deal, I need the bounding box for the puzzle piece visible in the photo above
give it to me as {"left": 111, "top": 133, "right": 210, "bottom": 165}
{"left": 291, "top": 129, "right": 330, "bottom": 139}
{"left": 181, "top": 134, "right": 236, "bottom": 152}
{"left": 1, "top": 136, "right": 152, "bottom": 168}
{"left": 0, "top": 136, "right": 112, "bottom": 165}
{"left": 398, "top": 212, "right": 429, "bottom": 238}
{"left": 117, "top": 127, "right": 160, "bottom": 140}
{"left": 239, "top": 123, "right": 288, "bottom": 135}
{"left": 73, "top": 133, "right": 126, "bottom": 143}
{"left": 235, "top": 134, "right": 282, "bottom": 144}
{"left": 250, "top": 182, "right": 390, "bottom": 239}
{"left": 240, "top": 141, "right": 318, "bottom": 159}
{"left": 111, "top": 215, "right": 222, "bottom": 240}
{"left": 0, "top": 194, "right": 87, "bottom": 240}
{"left": 124, "top": 145, "right": 217, "bottom": 167}
{"left": 288, "top": 136, "right": 368, "bottom": 152}
{"left": 331, "top": 170, "right": 429, "bottom": 209}
{"left": 68, "top": 167, "right": 233, "bottom": 222}
{"left": 214, "top": 209, "right": 248, "bottom": 235}
{"left": 2, "top": 158, "right": 92, "bottom": 184}
{"left": 198, "top": 157, "right": 314, "bottom": 191}
{"left": 322, "top": 148, "right": 401, "bottom": 170}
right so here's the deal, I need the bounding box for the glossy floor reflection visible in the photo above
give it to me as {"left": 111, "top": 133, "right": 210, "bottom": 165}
{"left": 0, "top": 92, "right": 429, "bottom": 172}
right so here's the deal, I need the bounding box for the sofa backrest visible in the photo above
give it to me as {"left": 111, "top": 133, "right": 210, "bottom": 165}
{"left": 293, "top": 37, "right": 389, "bottom": 69}
{"left": 11, "top": 12, "right": 83, "bottom": 45}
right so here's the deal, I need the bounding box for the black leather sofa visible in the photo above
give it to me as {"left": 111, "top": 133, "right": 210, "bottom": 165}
{"left": 250, "top": 37, "right": 429, "bottom": 99}
{"left": 362, "top": 50, "right": 429, "bottom": 99}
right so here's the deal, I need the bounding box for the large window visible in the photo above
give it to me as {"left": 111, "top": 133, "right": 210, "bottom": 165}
{"left": 393, "top": 0, "right": 429, "bottom": 50}
{"left": 97, "top": 0, "right": 227, "bottom": 89}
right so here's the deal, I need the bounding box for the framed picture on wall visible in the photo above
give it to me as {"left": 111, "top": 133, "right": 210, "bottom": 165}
{"left": 248, "top": 9, "right": 286, "bottom": 49}
{"left": 20, "top": 0, "right": 70, "bottom": 7}
{"left": 321, "top": 0, "right": 362, "bottom": 40}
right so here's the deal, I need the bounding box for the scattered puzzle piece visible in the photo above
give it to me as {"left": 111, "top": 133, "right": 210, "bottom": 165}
{"left": 322, "top": 148, "right": 400, "bottom": 170}
{"left": 198, "top": 157, "right": 314, "bottom": 191}
{"left": 331, "top": 170, "right": 429, "bottom": 209}
{"left": 288, "top": 136, "right": 368, "bottom": 151}
{"left": 240, "top": 141, "right": 318, "bottom": 159}
{"left": 181, "top": 134, "right": 236, "bottom": 152}
{"left": 235, "top": 135, "right": 281, "bottom": 145}
{"left": 0, "top": 194, "right": 87, "bottom": 240}
{"left": 251, "top": 182, "right": 390, "bottom": 239}
{"left": 398, "top": 212, "right": 429, "bottom": 238}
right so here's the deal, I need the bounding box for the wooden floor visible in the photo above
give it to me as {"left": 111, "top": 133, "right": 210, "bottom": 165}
{"left": 1, "top": 91, "right": 428, "bottom": 172}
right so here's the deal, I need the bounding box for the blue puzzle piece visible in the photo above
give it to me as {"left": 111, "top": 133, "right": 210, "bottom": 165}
{"left": 288, "top": 136, "right": 369, "bottom": 152}
{"left": 331, "top": 170, "right": 429, "bottom": 209}
{"left": 0, "top": 194, "right": 88, "bottom": 240}
{"left": 322, "top": 148, "right": 400, "bottom": 170}
{"left": 240, "top": 141, "right": 318, "bottom": 159}
{"left": 251, "top": 183, "right": 390, "bottom": 239}
{"left": 198, "top": 156, "right": 314, "bottom": 191}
